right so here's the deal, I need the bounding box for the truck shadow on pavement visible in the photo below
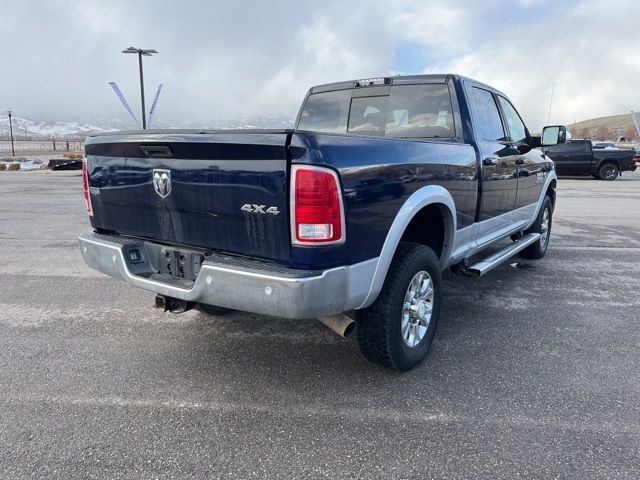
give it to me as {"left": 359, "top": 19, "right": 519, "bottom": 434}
{"left": 163, "top": 263, "right": 552, "bottom": 401}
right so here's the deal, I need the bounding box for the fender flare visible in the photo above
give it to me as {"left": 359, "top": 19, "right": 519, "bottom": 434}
{"left": 535, "top": 169, "right": 557, "bottom": 214}
{"left": 593, "top": 158, "right": 621, "bottom": 175}
{"left": 358, "top": 185, "right": 456, "bottom": 309}
{"left": 522, "top": 169, "right": 558, "bottom": 232}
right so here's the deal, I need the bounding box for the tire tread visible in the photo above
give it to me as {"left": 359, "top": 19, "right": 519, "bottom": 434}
{"left": 356, "top": 243, "right": 439, "bottom": 371}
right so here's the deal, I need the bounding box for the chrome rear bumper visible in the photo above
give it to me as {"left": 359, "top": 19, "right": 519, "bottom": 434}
{"left": 78, "top": 231, "right": 375, "bottom": 319}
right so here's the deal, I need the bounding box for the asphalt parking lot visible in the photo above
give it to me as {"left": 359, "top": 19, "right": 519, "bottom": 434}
{"left": 1, "top": 170, "right": 639, "bottom": 479}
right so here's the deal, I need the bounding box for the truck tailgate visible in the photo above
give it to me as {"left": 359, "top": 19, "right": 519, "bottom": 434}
{"left": 84, "top": 131, "right": 292, "bottom": 263}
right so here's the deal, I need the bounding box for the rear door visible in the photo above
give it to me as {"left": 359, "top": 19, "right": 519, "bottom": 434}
{"left": 573, "top": 141, "right": 594, "bottom": 173}
{"left": 85, "top": 131, "right": 294, "bottom": 263}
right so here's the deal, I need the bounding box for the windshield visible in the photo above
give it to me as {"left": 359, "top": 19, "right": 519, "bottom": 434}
{"left": 297, "top": 84, "right": 455, "bottom": 139}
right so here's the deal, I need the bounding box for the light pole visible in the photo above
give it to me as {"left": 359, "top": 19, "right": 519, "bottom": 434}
{"left": 7, "top": 110, "right": 15, "bottom": 158}
{"left": 121, "top": 47, "right": 157, "bottom": 129}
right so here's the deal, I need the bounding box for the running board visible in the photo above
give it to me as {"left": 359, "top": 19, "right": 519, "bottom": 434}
{"left": 465, "top": 233, "right": 541, "bottom": 277}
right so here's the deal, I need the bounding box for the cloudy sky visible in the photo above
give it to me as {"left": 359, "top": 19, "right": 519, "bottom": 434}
{"left": 1, "top": 0, "right": 638, "bottom": 130}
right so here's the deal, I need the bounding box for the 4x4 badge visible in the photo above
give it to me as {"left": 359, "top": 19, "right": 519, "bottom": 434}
{"left": 241, "top": 204, "right": 280, "bottom": 215}
{"left": 153, "top": 169, "right": 172, "bottom": 198}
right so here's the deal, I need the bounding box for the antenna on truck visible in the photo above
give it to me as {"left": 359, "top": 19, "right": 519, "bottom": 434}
{"left": 547, "top": 82, "right": 555, "bottom": 125}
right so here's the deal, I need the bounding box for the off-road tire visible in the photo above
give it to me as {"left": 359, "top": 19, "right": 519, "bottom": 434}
{"left": 597, "top": 163, "right": 619, "bottom": 181}
{"left": 356, "top": 243, "right": 441, "bottom": 371}
{"left": 198, "top": 304, "right": 233, "bottom": 316}
{"left": 519, "top": 195, "right": 553, "bottom": 259}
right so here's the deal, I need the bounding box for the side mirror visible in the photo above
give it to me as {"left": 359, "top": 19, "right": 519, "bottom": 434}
{"left": 541, "top": 125, "right": 567, "bottom": 146}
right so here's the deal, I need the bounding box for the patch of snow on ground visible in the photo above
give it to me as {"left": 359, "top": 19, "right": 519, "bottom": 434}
{"left": 20, "top": 161, "right": 44, "bottom": 171}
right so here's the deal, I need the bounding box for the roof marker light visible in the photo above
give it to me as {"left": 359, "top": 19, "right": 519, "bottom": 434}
{"left": 354, "top": 77, "right": 392, "bottom": 88}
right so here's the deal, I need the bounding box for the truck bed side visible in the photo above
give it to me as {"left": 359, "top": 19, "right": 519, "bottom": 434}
{"left": 289, "top": 133, "right": 478, "bottom": 268}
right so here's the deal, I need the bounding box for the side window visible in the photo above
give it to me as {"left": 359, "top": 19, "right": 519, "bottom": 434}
{"left": 469, "top": 87, "right": 506, "bottom": 142}
{"left": 545, "top": 144, "right": 560, "bottom": 155}
{"left": 497, "top": 96, "right": 527, "bottom": 143}
{"left": 566, "top": 141, "right": 589, "bottom": 154}
{"left": 548, "top": 142, "right": 589, "bottom": 155}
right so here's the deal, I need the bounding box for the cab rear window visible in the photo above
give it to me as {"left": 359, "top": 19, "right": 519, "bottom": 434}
{"left": 297, "top": 84, "right": 455, "bottom": 139}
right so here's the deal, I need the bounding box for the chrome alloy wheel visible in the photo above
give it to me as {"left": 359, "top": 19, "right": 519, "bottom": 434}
{"left": 601, "top": 165, "right": 618, "bottom": 180}
{"left": 540, "top": 207, "right": 550, "bottom": 246}
{"left": 401, "top": 270, "right": 434, "bottom": 348}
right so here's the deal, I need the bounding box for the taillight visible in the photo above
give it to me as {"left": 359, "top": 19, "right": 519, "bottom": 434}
{"left": 82, "top": 158, "right": 93, "bottom": 216}
{"left": 291, "top": 166, "right": 344, "bottom": 245}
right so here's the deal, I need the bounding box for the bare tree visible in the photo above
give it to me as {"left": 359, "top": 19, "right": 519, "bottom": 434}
{"left": 573, "top": 127, "right": 589, "bottom": 139}
{"left": 594, "top": 126, "right": 613, "bottom": 140}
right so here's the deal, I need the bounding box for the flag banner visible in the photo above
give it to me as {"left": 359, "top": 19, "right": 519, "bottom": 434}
{"left": 148, "top": 84, "right": 164, "bottom": 128}
{"left": 631, "top": 111, "right": 640, "bottom": 137}
{"left": 109, "top": 82, "right": 141, "bottom": 128}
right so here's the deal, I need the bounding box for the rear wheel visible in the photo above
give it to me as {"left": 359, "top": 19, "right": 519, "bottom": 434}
{"left": 519, "top": 195, "right": 553, "bottom": 259}
{"left": 198, "top": 304, "right": 233, "bottom": 316}
{"left": 597, "top": 163, "right": 619, "bottom": 180}
{"left": 356, "top": 243, "right": 441, "bottom": 371}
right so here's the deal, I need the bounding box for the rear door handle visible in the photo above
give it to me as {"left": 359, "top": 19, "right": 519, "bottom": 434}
{"left": 483, "top": 157, "right": 498, "bottom": 166}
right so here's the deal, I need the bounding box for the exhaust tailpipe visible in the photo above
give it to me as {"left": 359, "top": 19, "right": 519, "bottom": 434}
{"left": 318, "top": 314, "right": 356, "bottom": 338}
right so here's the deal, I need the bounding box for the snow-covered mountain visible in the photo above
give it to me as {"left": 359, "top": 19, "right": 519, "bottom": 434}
{"left": 144, "top": 116, "right": 294, "bottom": 131}
{"left": 210, "top": 117, "right": 294, "bottom": 130}
{"left": 0, "top": 115, "right": 294, "bottom": 139}
{"left": 0, "top": 116, "right": 119, "bottom": 139}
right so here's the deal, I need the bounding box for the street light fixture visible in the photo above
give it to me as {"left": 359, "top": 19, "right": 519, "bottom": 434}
{"left": 121, "top": 47, "right": 158, "bottom": 129}
{"left": 7, "top": 110, "right": 15, "bottom": 158}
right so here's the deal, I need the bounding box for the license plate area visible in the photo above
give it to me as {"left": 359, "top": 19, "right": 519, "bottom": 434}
{"left": 157, "top": 247, "right": 204, "bottom": 281}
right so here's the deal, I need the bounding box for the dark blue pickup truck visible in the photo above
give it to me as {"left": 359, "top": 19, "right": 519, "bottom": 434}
{"left": 80, "top": 74, "right": 564, "bottom": 371}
